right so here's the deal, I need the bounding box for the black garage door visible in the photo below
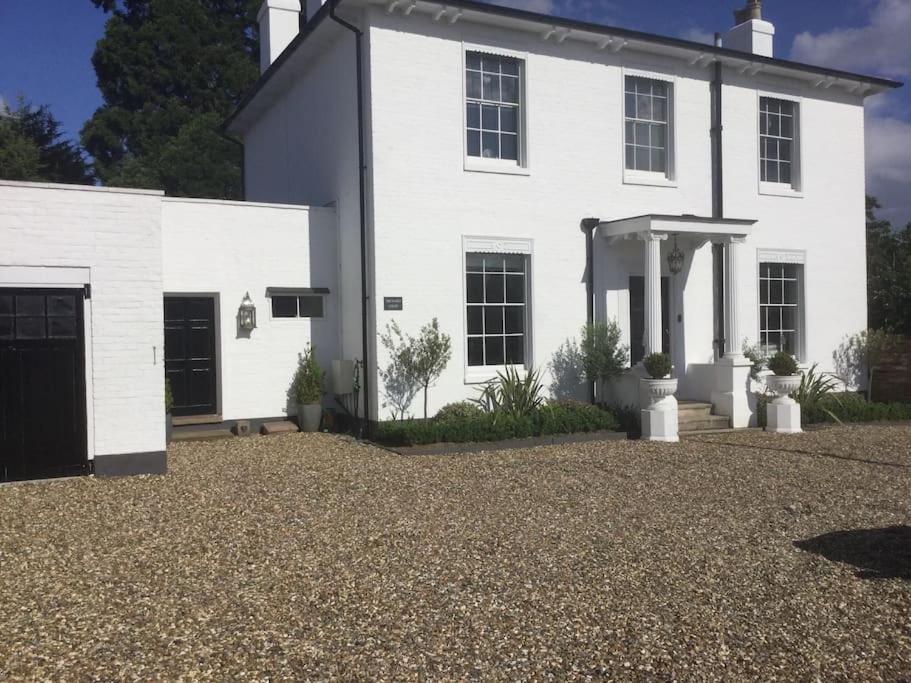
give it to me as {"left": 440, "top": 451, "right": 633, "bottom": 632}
{"left": 0, "top": 288, "right": 88, "bottom": 482}
{"left": 164, "top": 297, "right": 218, "bottom": 417}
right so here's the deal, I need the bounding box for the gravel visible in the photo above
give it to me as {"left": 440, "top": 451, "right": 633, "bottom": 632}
{"left": 1, "top": 425, "right": 909, "bottom": 680}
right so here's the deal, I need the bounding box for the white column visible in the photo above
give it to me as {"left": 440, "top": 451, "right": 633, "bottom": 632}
{"left": 640, "top": 232, "right": 666, "bottom": 358}
{"left": 724, "top": 236, "right": 746, "bottom": 360}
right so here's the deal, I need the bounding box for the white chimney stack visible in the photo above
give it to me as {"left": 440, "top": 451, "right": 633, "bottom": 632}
{"left": 257, "top": 0, "right": 301, "bottom": 73}
{"left": 723, "top": 1, "right": 775, "bottom": 58}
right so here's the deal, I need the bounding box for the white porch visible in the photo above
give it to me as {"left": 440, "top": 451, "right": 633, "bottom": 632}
{"left": 594, "top": 214, "right": 759, "bottom": 429}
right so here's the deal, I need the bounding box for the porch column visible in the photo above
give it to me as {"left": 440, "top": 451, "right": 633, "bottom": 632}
{"left": 640, "top": 232, "right": 667, "bottom": 357}
{"left": 723, "top": 236, "right": 746, "bottom": 360}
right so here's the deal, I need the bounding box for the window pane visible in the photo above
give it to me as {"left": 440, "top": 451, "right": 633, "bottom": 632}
{"left": 0, "top": 295, "right": 11, "bottom": 315}
{"left": 784, "top": 278, "right": 798, "bottom": 304}
{"left": 781, "top": 115, "right": 793, "bottom": 138}
{"left": 485, "top": 337, "right": 505, "bottom": 366}
{"left": 466, "top": 71, "right": 482, "bottom": 99}
{"left": 483, "top": 255, "right": 505, "bottom": 272}
{"left": 504, "top": 255, "right": 525, "bottom": 273}
{"left": 770, "top": 279, "right": 783, "bottom": 305}
{"left": 625, "top": 93, "right": 636, "bottom": 117}
{"left": 466, "top": 254, "right": 485, "bottom": 271}
{"left": 298, "top": 296, "right": 324, "bottom": 318}
{"left": 500, "top": 107, "right": 517, "bottom": 133}
{"left": 16, "top": 317, "right": 46, "bottom": 339}
{"left": 481, "top": 54, "right": 501, "bottom": 72}
{"left": 767, "top": 307, "right": 782, "bottom": 331}
{"left": 651, "top": 149, "right": 666, "bottom": 173}
{"left": 501, "top": 134, "right": 518, "bottom": 161}
{"left": 466, "top": 103, "right": 480, "bottom": 129}
{"left": 467, "top": 306, "right": 483, "bottom": 335}
{"left": 635, "top": 122, "right": 649, "bottom": 146}
{"left": 501, "top": 76, "right": 519, "bottom": 104}
{"left": 16, "top": 295, "right": 44, "bottom": 316}
{"left": 485, "top": 307, "right": 504, "bottom": 334}
{"left": 482, "top": 74, "right": 500, "bottom": 101}
{"left": 468, "top": 338, "right": 484, "bottom": 366}
{"left": 636, "top": 147, "right": 650, "bottom": 171}
{"left": 780, "top": 162, "right": 792, "bottom": 185}
{"left": 652, "top": 97, "right": 667, "bottom": 122}
{"left": 781, "top": 331, "right": 797, "bottom": 355}
{"left": 47, "top": 295, "right": 76, "bottom": 317}
{"left": 467, "top": 130, "right": 481, "bottom": 157}
{"left": 779, "top": 140, "right": 792, "bottom": 162}
{"left": 466, "top": 274, "right": 484, "bottom": 303}
{"left": 651, "top": 123, "right": 666, "bottom": 148}
{"left": 48, "top": 316, "right": 77, "bottom": 338}
{"left": 0, "top": 316, "right": 13, "bottom": 339}
{"left": 504, "top": 306, "right": 524, "bottom": 334}
{"left": 782, "top": 307, "right": 797, "bottom": 331}
{"left": 768, "top": 114, "right": 780, "bottom": 137}
{"left": 636, "top": 94, "right": 652, "bottom": 120}
{"left": 466, "top": 52, "right": 481, "bottom": 69}
{"left": 625, "top": 145, "right": 635, "bottom": 169}
{"left": 482, "top": 105, "right": 499, "bottom": 130}
{"left": 505, "top": 336, "right": 524, "bottom": 365}
{"left": 271, "top": 296, "right": 297, "bottom": 318}
{"left": 506, "top": 275, "right": 525, "bottom": 303}
{"left": 481, "top": 132, "right": 499, "bottom": 158}
{"left": 501, "top": 58, "right": 519, "bottom": 76}
{"left": 485, "top": 274, "right": 505, "bottom": 303}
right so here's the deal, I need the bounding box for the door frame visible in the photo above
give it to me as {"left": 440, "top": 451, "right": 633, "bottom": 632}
{"left": 0, "top": 265, "right": 95, "bottom": 461}
{"left": 163, "top": 292, "right": 222, "bottom": 420}
{"left": 628, "top": 274, "right": 674, "bottom": 365}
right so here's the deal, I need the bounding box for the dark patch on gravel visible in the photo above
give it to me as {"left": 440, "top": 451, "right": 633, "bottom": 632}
{"left": 1, "top": 425, "right": 909, "bottom": 680}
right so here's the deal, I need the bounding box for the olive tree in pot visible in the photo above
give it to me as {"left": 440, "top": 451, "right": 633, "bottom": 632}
{"left": 640, "top": 352, "right": 678, "bottom": 442}
{"left": 165, "top": 378, "right": 174, "bottom": 444}
{"left": 291, "top": 346, "right": 325, "bottom": 432}
{"left": 765, "top": 351, "right": 802, "bottom": 434}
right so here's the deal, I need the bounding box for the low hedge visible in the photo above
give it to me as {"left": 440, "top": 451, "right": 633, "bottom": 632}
{"left": 757, "top": 391, "right": 911, "bottom": 427}
{"left": 376, "top": 400, "right": 621, "bottom": 447}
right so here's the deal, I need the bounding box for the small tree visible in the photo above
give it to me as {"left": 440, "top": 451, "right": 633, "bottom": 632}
{"left": 379, "top": 318, "right": 452, "bottom": 419}
{"left": 833, "top": 329, "right": 899, "bottom": 401}
{"left": 580, "top": 320, "right": 629, "bottom": 402}
{"left": 290, "top": 346, "right": 324, "bottom": 405}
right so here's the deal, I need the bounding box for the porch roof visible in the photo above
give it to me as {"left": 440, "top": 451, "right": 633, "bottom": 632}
{"left": 596, "top": 214, "right": 756, "bottom": 242}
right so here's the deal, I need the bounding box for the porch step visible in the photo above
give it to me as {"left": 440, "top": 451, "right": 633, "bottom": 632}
{"left": 679, "top": 415, "right": 732, "bottom": 432}
{"left": 171, "top": 429, "right": 234, "bottom": 442}
{"left": 260, "top": 421, "right": 299, "bottom": 435}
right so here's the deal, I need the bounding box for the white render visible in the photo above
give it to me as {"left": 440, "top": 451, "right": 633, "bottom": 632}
{"left": 228, "top": 0, "right": 891, "bottom": 423}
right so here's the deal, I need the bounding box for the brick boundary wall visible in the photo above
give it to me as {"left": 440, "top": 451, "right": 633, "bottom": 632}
{"left": 872, "top": 336, "right": 911, "bottom": 403}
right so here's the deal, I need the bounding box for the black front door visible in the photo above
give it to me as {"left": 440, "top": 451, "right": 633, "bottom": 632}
{"left": 629, "top": 276, "right": 670, "bottom": 365}
{"left": 0, "top": 288, "right": 88, "bottom": 482}
{"left": 164, "top": 297, "right": 218, "bottom": 417}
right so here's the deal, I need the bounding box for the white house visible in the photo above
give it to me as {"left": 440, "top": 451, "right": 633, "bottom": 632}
{"left": 0, "top": 0, "right": 901, "bottom": 479}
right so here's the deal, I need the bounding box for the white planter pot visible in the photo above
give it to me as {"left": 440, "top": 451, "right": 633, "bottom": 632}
{"left": 642, "top": 377, "right": 678, "bottom": 410}
{"left": 297, "top": 403, "right": 322, "bottom": 432}
{"left": 766, "top": 374, "right": 802, "bottom": 404}
{"left": 640, "top": 377, "right": 679, "bottom": 443}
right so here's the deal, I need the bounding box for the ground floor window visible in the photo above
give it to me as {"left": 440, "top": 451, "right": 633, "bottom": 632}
{"left": 759, "top": 262, "right": 802, "bottom": 357}
{"left": 466, "top": 253, "right": 528, "bottom": 367}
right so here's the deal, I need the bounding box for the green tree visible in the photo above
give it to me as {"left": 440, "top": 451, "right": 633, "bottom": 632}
{"left": 82, "top": 0, "right": 260, "bottom": 198}
{"left": 580, "top": 320, "right": 629, "bottom": 401}
{"left": 0, "top": 99, "right": 93, "bottom": 184}
{"left": 379, "top": 319, "right": 452, "bottom": 419}
{"left": 866, "top": 196, "right": 911, "bottom": 334}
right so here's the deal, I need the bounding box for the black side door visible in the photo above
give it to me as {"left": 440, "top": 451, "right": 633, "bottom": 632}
{"left": 0, "top": 289, "right": 88, "bottom": 482}
{"left": 164, "top": 297, "right": 218, "bottom": 417}
{"left": 629, "top": 276, "right": 671, "bottom": 365}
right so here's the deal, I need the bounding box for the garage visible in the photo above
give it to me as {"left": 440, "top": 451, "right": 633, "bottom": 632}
{"left": 0, "top": 288, "right": 88, "bottom": 482}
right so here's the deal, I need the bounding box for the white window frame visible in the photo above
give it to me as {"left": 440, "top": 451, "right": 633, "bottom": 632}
{"left": 621, "top": 68, "right": 677, "bottom": 188}
{"left": 462, "top": 236, "right": 534, "bottom": 384}
{"left": 756, "top": 249, "right": 806, "bottom": 360}
{"left": 757, "top": 91, "right": 803, "bottom": 197}
{"left": 462, "top": 43, "right": 530, "bottom": 176}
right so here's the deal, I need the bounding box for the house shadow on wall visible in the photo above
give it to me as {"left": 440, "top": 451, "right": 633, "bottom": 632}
{"left": 794, "top": 526, "right": 911, "bottom": 580}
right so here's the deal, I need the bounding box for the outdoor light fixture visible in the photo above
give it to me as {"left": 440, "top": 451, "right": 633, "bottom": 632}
{"left": 667, "top": 235, "right": 685, "bottom": 275}
{"left": 238, "top": 292, "right": 257, "bottom": 331}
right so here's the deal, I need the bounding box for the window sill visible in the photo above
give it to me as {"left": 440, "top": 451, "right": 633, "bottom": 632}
{"left": 759, "top": 182, "right": 803, "bottom": 198}
{"left": 623, "top": 171, "right": 677, "bottom": 188}
{"left": 464, "top": 365, "right": 527, "bottom": 385}
{"left": 464, "top": 158, "right": 530, "bottom": 177}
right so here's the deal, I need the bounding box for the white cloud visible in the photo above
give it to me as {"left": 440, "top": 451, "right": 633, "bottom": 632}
{"left": 790, "top": 0, "right": 911, "bottom": 78}
{"left": 866, "top": 104, "right": 911, "bottom": 226}
{"left": 679, "top": 27, "right": 715, "bottom": 46}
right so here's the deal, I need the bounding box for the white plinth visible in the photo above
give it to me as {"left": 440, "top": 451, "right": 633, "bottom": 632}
{"left": 766, "top": 396, "right": 802, "bottom": 434}
{"left": 641, "top": 378, "right": 679, "bottom": 443}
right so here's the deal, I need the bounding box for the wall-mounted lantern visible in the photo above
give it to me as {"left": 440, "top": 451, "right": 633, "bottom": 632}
{"left": 667, "top": 235, "right": 685, "bottom": 275}
{"left": 238, "top": 292, "right": 257, "bottom": 331}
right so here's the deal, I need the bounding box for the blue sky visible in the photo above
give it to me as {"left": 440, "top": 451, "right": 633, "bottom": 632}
{"left": 1, "top": 0, "right": 909, "bottom": 224}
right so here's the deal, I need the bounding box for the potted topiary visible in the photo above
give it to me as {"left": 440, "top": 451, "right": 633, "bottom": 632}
{"left": 766, "top": 351, "right": 802, "bottom": 398}
{"left": 291, "top": 346, "right": 324, "bottom": 432}
{"left": 165, "top": 378, "right": 174, "bottom": 444}
{"left": 642, "top": 351, "right": 676, "bottom": 398}
{"left": 640, "top": 352, "right": 678, "bottom": 442}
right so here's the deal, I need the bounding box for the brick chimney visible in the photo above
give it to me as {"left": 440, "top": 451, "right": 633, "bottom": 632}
{"left": 724, "top": 1, "right": 775, "bottom": 58}
{"left": 257, "top": 0, "right": 301, "bottom": 73}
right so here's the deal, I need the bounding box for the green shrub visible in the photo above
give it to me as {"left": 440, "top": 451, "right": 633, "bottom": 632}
{"left": 290, "top": 346, "right": 324, "bottom": 404}
{"left": 643, "top": 352, "right": 672, "bottom": 379}
{"left": 473, "top": 366, "right": 545, "bottom": 417}
{"left": 374, "top": 401, "right": 623, "bottom": 447}
{"left": 768, "top": 351, "right": 798, "bottom": 376}
{"left": 435, "top": 401, "right": 483, "bottom": 422}
{"left": 803, "top": 393, "right": 911, "bottom": 425}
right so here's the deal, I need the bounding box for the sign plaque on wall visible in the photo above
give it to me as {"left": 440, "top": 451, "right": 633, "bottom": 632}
{"left": 383, "top": 297, "right": 403, "bottom": 311}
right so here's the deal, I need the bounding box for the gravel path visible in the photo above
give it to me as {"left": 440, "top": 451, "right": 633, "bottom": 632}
{"left": 1, "top": 426, "right": 909, "bottom": 680}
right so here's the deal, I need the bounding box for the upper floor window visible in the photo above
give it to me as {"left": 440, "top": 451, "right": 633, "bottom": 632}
{"left": 624, "top": 76, "right": 672, "bottom": 177}
{"left": 760, "top": 97, "right": 799, "bottom": 187}
{"left": 465, "top": 52, "right": 522, "bottom": 163}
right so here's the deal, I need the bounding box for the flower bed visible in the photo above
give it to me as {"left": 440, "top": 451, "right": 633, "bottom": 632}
{"left": 375, "top": 400, "right": 621, "bottom": 447}
{"left": 758, "top": 391, "right": 911, "bottom": 427}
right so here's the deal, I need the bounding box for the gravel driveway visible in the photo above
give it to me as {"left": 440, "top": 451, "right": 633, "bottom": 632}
{"left": 1, "top": 426, "right": 909, "bottom": 680}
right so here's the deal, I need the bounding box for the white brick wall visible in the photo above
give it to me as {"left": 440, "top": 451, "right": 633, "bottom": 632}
{"left": 0, "top": 181, "right": 165, "bottom": 458}
{"left": 161, "top": 198, "right": 339, "bottom": 421}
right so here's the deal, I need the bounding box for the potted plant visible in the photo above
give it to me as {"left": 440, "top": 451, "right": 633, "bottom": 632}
{"left": 291, "top": 346, "right": 324, "bottom": 432}
{"left": 165, "top": 378, "right": 174, "bottom": 444}
{"left": 766, "top": 351, "right": 802, "bottom": 398}
{"left": 641, "top": 352, "right": 677, "bottom": 404}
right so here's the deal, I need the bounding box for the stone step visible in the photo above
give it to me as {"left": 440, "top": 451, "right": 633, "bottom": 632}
{"left": 260, "top": 421, "right": 299, "bottom": 435}
{"left": 171, "top": 429, "right": 234, "bottom": 442}
{"left": 679, "top": 415, "right": 731, "bottom": 432}
{"left": 678, "top": 401, "right": 714, "bottom": 413}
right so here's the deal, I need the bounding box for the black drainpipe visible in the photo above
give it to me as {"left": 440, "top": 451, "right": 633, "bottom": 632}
{"left": 710, "top": 33, "right": 726, "bottom": 356}
{"left": 580, "top": 217, "right": 599, "bottom": 404}
{"left": 329, "top": 1, "right": 372, "bottom": 436}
